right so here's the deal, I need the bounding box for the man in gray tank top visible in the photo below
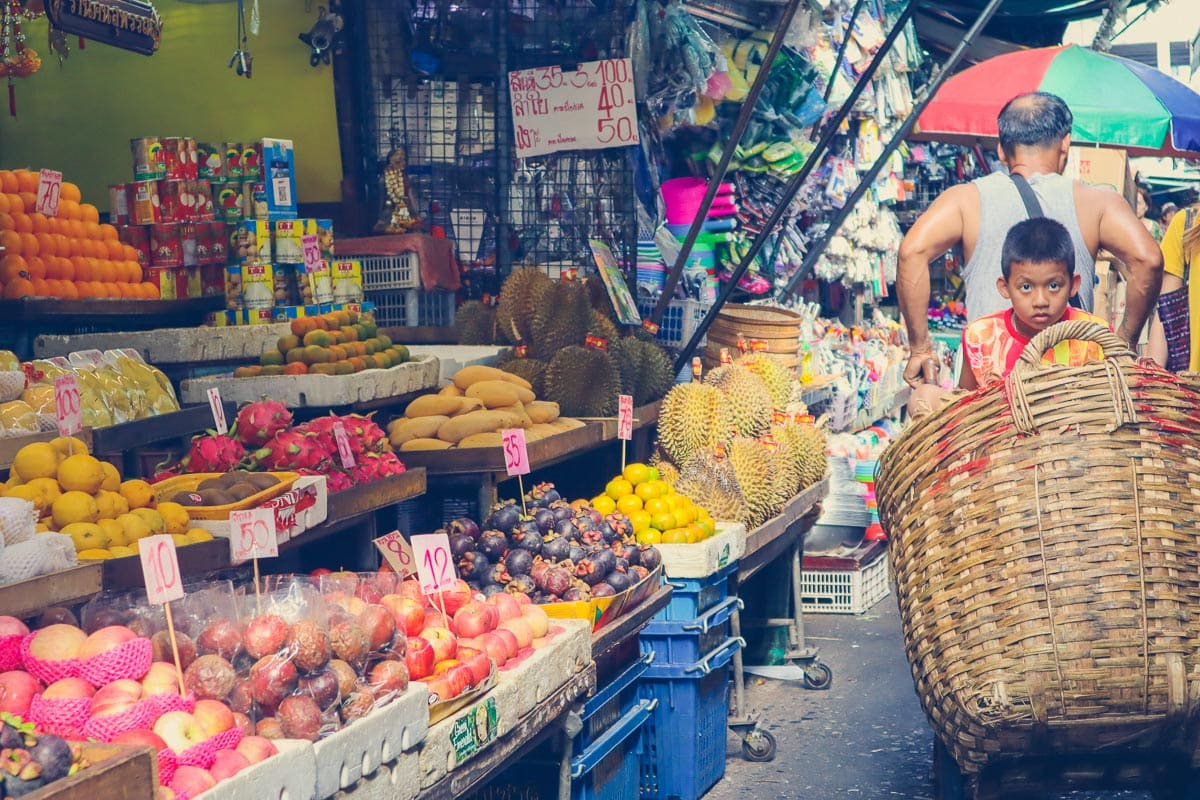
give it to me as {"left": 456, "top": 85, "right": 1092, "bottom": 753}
{"left": 896, "top": 92, "right": 1163, "bottom": 387}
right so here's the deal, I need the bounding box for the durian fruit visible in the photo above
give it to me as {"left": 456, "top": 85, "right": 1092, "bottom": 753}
{"left": 611, "top": 338, "right": 675, "bottom": 406}
{"left": 530, "top": 280, "right": 591, "bottom": 360}
{"left": 704, "top": 365, "right": 772, "bottom": 439}
{"left": 589, "top": 310, "right": 620, "bottom": 344}
{"left": 777, "top": 423, "right": 828, "bottom": 489}
{"left": 650, "top": 452, "right": 680, "bottom": 487}
{"left": 498, "top": 357, "right": 548, "bottom": 396}
{"left": 677, "top": 450, "right": 746, "bottom": 524}
{"left": 496, "top": 267, "right": 552, "bottom": 345}
{"left": 455, "top": 301, "right": 497, "bottom": 345}
{"left": 657, "top": 382, "right": 724, "bottom": 466}
{"left": 736, "top": 353, "right": 795, "bottom": 411}
{"left": 727, "top": 436, "right": 777, "bottom": 526}
{"left": 769, "top": 424, "right": 804, "bottom": 500}
{"left": 543, "top": 346, "right": 620, "bottom": 417}
{"left": 585, "top": 275, "right": 618, "bottom": 323}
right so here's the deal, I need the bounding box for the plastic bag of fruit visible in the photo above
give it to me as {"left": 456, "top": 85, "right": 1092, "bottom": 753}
{"left": 105, "top": 349, "right": 180, "bottom": 417}
{"left": 316, "top": 570, "right": 410, "bottom": 710}
{"left": 0, "top": 350, "right": 26, "bottom": 403}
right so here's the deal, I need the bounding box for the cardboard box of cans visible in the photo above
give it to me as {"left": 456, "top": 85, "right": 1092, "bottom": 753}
{"left": 205, "top": 301, "right": 375, "bottom": 328}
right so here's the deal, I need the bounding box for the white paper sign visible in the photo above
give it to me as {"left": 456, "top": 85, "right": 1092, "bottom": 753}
{"left": 229, "top": 508, "right": 278, "bottom": 562}
{"left": 509, "top": 58, "right": 639, "bottom": 158}
{"left": 412, "top": 532, "right": 456, "bottom": 595}
{"left": 35, "top": 169, "right": 62, "bottom": 217}
{"left": 207, "top": 387, "right": 228, "bottom": 435}
{"left": 140, "top": 535, "right": 184, "bottom": 605}
{"left": 618, "top": 394, "right": 634, "bottom": 440}
{"left": 53, "top": 374, "right": 82, "bottom": 437}
{"left": 373, "top": 530, "right": 417, "bottom": 578}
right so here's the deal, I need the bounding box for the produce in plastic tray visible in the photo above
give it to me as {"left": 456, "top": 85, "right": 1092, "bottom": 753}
{"left": 152, "top": 471, "right": 300, "bottom": 519}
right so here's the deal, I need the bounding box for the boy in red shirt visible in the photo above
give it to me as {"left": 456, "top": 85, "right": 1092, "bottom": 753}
{"left": 959, "top": 217, "right": 1109, "bottom": 390}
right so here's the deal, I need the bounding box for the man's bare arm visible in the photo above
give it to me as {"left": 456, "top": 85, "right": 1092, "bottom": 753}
{"left": 1093, "top": 188, "right": 1164, "bottom": 346}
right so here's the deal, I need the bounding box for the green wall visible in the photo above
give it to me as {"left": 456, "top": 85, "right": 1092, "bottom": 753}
{"left": 0, "top": 0, "right": 343, "bottom": 205}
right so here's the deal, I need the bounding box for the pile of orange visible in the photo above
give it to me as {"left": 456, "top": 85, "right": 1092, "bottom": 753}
{"left": 0, "top": 168, "right": 161, "bottom": 301}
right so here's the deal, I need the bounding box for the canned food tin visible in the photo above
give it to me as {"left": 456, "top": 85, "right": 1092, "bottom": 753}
{"left": 197, "top": 142, "right": 224, "bottom": 180}
{"left": 157, "top": 179, "right": 186, "bottom": 223}
{"left": 180, "top": 222, "right": 198, "bottom": 267}
{"left": 331, "top": 259, "right": 364, "bottom": 304}
{"left": 272, "top": 263, "right": 294, "bottom": 305}
{"left": 150, "top": 223, "right": 183, "bottom": 267}
{"left": 209, "top": 222, "right": 230, "bottom": 265}
{"left": 223, "top": 142, "right": 243, "bottom": 180}
{"left": 162, "top": 137, "right": 187, "bottom": 181}
{"left": 214, "top": 182, "right": 243, "bottom": 222}
{"left": 129, "top": 180, "right": 160, "bottom": 225}
{"left": 205, "top": 310, "right": 238, "bottom": 327}
{"left": 200, "top": 264, "right": 224, "bottom": 297}
{"left": 241, "top": 143, "right": 263, "bottom": 179}
{"left": 240, "top": 262, "right": 275, "bottom": 310}
{"left": 182, "top": 138, "right": 199, "bottom": 180}
{"left": 242, "top": 181, "right": 267, "bottom": 220}
{"left": 236, "top": 220, "right": 272, "bottom": 263}
{"left": 224, "top": 264, "right": 243, "bottom": 311}
{"left": 192, "top": 180, "right": 215, "bottom": 221}
{"left": 118, "top": 224, "right": 151, "bottom": 267}
{"left": 195, "top": 223, "right": 213, "bottom": 266}
{"left": 299, "top": 260, "right": 334, "bottom": 305}
{"left": 131, "top": 137, "right": 166, "bottom": 181}
{"left": 272, "top": 219, "right": 306, "bottom": 264}
{"left": 108, "top": 184, "right": 129, "bottom": 226}
{"left": 243, "top": 308, "right": 275, "bottom": 326}
{"left": 144, "top": 265, "right": 179, "bottom": 300}
{"left": 181, "top": 266, "right": 202, "bottom": 299}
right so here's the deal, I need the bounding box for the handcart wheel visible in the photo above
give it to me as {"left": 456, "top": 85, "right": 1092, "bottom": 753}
{"left": 741, "top": 728, "right": 777, "bottom": 762}
{"left": 933, "top": 738, "right": 968, "bottom": 800}
{"left": 802, "top": 661, "right": 833, "bottom": 690}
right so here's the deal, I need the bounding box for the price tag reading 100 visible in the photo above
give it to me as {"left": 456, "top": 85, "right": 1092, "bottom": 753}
{"left": 373, "top": 530, "right": 416, "bottom": 579}
{"left": 53, "top": 374, "right": 82, "bottom": 437}
{"left": 140, "top": 534, "right": 184, "bottom": 605}
{"left": 412, "top": 532, "right": 456, "bottom": 595}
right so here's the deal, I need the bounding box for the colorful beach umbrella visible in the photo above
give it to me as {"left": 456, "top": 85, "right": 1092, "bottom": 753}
{"left": 913, "top": 45, "right": 1200, "bottom": 157}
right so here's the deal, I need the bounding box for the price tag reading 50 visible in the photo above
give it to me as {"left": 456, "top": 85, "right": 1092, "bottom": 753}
{"left": 53, "top": 374, "right": 82, "bottom": 437}
{"left": 140, "top": 534, "right": 184, "bottom": 605}
{"left": 502, "top": 428, "right": 529, "bottom": 477}
{"left": 301, "top": 234, "right": 322, "bottom": 274}
{"left": 373, "top": 530, "right": 417, "bottom": 579}
{"left": 412, "top": 532, "right": 457, "bottom": 595}
{"left": 229, "top": 508, "right": 278, "bottom": 563}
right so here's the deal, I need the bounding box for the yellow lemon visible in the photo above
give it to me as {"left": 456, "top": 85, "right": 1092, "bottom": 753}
{"left": 634, "top": 482, "right": 662, "bottom": 502}
{"left": 636, "top": 529, "right": 663, "bottom": 545}
{"left": 4, "top": 484, "right": 46, "bottom": 516}
{"left": 604, "top": 478, "right": 633, "bottom": 500}
{"left": 97, "top": 518, "right": 128, "bottom": 547}
{"left": 94, "top": 490, "right": 123, "bottom": 521}
{"left": 108, "top": 546, "right": 136, "bottom": 558}
{"left": 185, "top": 528, "right": 214, "bottom": 543}
{"left": 616, "top": 494, "right": 643, "bottom": 515}
{"left": 61, "top": 522, "right": 109, "bottom": 552}
{"left": 131, "top": 508, "right": 166, "bottom": 537}
{"left": 100, "top": 462, "right": 121, "bottom": 492}
{"left": 661, "top": 529, "right": 689, "bottom": 544}
{"left": 50, "top": 436, "right": 90, "bottom": 457}
{"left": 171, "top": 534, "right": 192, "bottom": 548}
{"left": 25, "top": 477, "right": 61, "bottom": 509}
{"left": 34, "top": 521, "right": 50, "bottom": 533}
{"left": 57, "top": 454, "right": 106, "bottom": 494}
{"left": 590, "top": 495, "right": 616, "bottom": 515}
{"left": 674, "top": 506, "right": 696, "bottom": 526}
{"left": 644, "top": 498, "right": 669, "bottom": 517}
{"left": 120, "top": 479, "right": 156, "bottom": 509}
{"left": 12, "top": 442, "right": 60, "bottom": 482}
{"left": 116, "top": 512, "right": 152, "bottom": 541}
{"left": 52, "top": 491, "right": 99, "bottom": 528}
{"left": 695, "top": 518, "right": 715, "bottom": 537}
{"left": 646, "top": 466, "right": 661, "bottom": 482}
{"left": 666, "top": 495, "right": 686, "bottom": 512}
{"left": 650, "top": 511, "right": 676, "bottom": 532}
{"left": 77, "top": 549, "right": 114, "bottom": 561}
{"left": 622, "top": 463, "right": 650, "bottom": 485}
{"left": 629, "top": 510, "right": 651, "bottom": 533}
{"left": 156, "top": 502, "right": 190, "bottom": 536}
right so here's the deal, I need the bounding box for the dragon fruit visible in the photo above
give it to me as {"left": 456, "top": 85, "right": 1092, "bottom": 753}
{"left": 247, "top": 429, "right": 328, "bottom": 472}
{"left": 234, "top": 398, "right": 293, "bottom": 447}
{"left": 325, "top": 470, "right": 357, "bottom": 493}
{"left": 299, "top": 413, "right": 389, "bottom": 457}
{"left": 350, "top": 452, "right": 406, "bottom": 485}
{"left": 181, "top": 432, "right": 246, "bottom": 473}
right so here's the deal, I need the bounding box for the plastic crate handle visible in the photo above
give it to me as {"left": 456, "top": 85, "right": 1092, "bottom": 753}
{"left": 679, "top": 596, "right": 743, "bottom": 633}
{"left": 581, "top": 649, "right": 655, "bottom": 721}
{"left": 684, "top": 636, "right": 745, "bottom": 676}
{"left": 570, "top": 698, "right": 657, "bottom": 779}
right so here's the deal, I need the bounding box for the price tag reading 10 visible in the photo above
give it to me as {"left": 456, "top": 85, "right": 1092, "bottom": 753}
{"left": 502, "top": 428, "right": 529, "bottom": 477}
{"left": 140, "top": 534, "right": 184, "bottom": 605}
{"left": 53, "top": 374, "right": 82, "bottom": 437}
{"left": 412, "top": 532, "right": 457, "bottom": 595}
{"left": 229, "top": 508, "right": 278, "bottom": 563}
{"left": 373, "top": 530, "right": 417, "bottom": 578}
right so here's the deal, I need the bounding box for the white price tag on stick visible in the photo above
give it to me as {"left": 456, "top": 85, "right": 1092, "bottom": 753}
{"left": 207, "top": 387, "right": 228, "bottom": 435}
{"left": 617, "top": 394, "right": 634, "bottom": 440}
{"left": 35, "top": 169, "right": 62, "bottom": 217}
{"left": 301, "top": 234, "right": 322, "bottom": 273}
{"left": 333, "top": 421, "right": 356, "bottom": 468}
{"left": 501, "top": 428, "right": 530, "bottom": 477}
{"left": 373, "top": 530, "right": 417, "bottom": 578}
{"left": 412, "top": 532, "right": 456, "bottom": 595}
{"left": 229, "top": 508, "right": 278, "bottom": 563}
{"left": 140, "top": 535, "right": 184, "bottom": 605}
{"left": 53, "top": 374, "right": 82, "bottom": 437}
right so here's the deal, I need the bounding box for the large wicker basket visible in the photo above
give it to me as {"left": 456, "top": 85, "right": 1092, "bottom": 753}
{"left": 876, "top": 321, "right": 1200, "bottom": 780}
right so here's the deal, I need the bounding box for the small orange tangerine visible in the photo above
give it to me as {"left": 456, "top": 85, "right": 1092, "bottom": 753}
{"left": 0, "top": 230, "right": 20, "bottom": 254}
{"left": 0, "top": 195, "right": 8, "bottom": 215}
{"left": 17, "top": 233, "right": 38, "bottom": 257}
{"left": 105, "top": 240, "right": 124, "bottom": 260}
{"left": 83, "top": 221, "right": 100, "bottom": 240}
{"left": 141, "top": 282, "right": 160, "bottom": 299}
{"left": 24, "top": 256, "right": 45, "bottom": 280}
{"left": 56, "top": 257, "right": 74, "bottom": 281}
{"left": 30, "top": 278, "right": 48, "bottom": 297}
{"left": 0, "top": 255, "right": 29, "bottom": 283}
{"left": 58, "top": 281, "right": 77, "bottom": 299}
{"left": 80, "top": 204, "right": 99, "bottom": 224}
{"left": 14, "top": 171, "right": 36, "bottom": 194}
{"left": 28, "top": 213, "right": 48, "bottom": 234}
{"left": 17, "top": 193, "right": 36, "bottom": 213}
{"left": 11, "top": 214, "right": 31, "bottom": 234}
{"left": 0, "top": 213, "right": 13, "bottom": 231}
{"left": 57, "top": 199, "right": 79, "bottom": 221}
{"left": 35, "top": 233, "right": 55, "bottom": 258}
{"left": 5, "top": 195, "right": 22, "bottom": 215}
{"left": 60, "top": 182, "right": 81, "bottom": 203}
{"left": 0, "top": 172, "right": 15, "bottom": 194}
{"left": 3, "top": 277, "right": 34, "bottom": 299}
{"left": 99, "top": 224, "right": 118, "bottom": 241}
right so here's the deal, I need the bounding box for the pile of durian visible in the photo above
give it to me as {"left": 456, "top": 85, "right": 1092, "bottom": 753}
{"left": 654, "top": 354, "right": 828, "bottom": 528}
{"left": 454, "top": 268, "right": 676, "bottom": 417}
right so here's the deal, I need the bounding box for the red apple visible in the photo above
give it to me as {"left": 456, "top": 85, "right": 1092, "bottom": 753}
{"left": 297, "top": 669, "right": 340, "bottom": 710}
{"left": 193, "top": 698, "right": 235, "bottom": 736}
{"left": 520, "top": 604, "right": 550, "bottom": 639}
{"left": 404, "top": 637, "right": 435, "bottom": 681}
{"left": 491, "top": 628, "right": 519, "bottom": 660}
{"left": 90, "top": 679, "right": 143, "bottom": 718}
{"left": 368, "top": 660, "right": 409, "bottom": 697}
{"left": 154, "top": 710, "right": 207, "bottom": 753}
{"left": 249, "top": 655, "right": 298, "bottom": 708}
{"left": 444, "top": 663, "right": 475, "bottom": 695}
{"left": 355, "top": 580, "right": 384, "bottom": 605}
{"left": 310, "top": 567, "right": 333, "bottom": 579}
{"left": 322, "top": 570, "right": 360, "bottom": 596}
{"left": 381, "top": 595, "right": 427, "bottom": 637}
{"left": 486, "top": 592, "right": 522, "bottom": 622}
{"left": 454, "top": 601, "right": 499, "bottom": 638}
{"left": 433, "top": 659, "right": 461, "bottom": 675}
{"left": 418, "top": 627, "right": 456, "bottom": 663}
{"left": 210, "top": 748, "right": 251, "bottom": 781}
{"left": 113, "top": 728, "right": 168, "bottom": 751}
{"left": 424, "top": 676, "right": 458, "bottom": 703}
{"left": 421, "top": 609, "right": 451, "bottom": 631}
{"left": 150, "top": 630, "right": 196, "bottom": 671}
{"left": 242, "top": 614, "right": 289, "bottom": 660}
{"left": 0, "top": 617, "right": 28, "bottom": 638}
{"left": 326, "top": 593, "right": 367, "bottom": 617}
{"left": 0, "top": 671, "right": 42, "bottom": 715}
{"left": 78, "top": 625, "right": 139, "bottom": 661}
{"left": 358, "top": 605, "right": 396, "bottom": 652}
{"left": 43, "top": 677, "right": 94, "bottom": 701}
{"left": 171, "top": 765, "right": 216, "bottom": 796}
{"left": 236, "top": 735, "right": 279, "bottom": 764}
{"left": 375, "top": 564, "right": 399, "bottom": 595}
{"left": 430, "top": 579, "right": 473, "bottom": 615}
{"left": 141, "top": 662, "right": 181, "bottom": 698}
{"left": 196, "top": 618, "right": 243, "bottom": 661}
{"left": 475, "top": 633, "right": 510, "bottom": 668}
{"left": 397, "top": 579, "right": 425, "bottom": 603}
{"left": 511, "top": 592, "right": 531, "bottom": 607}
{"left": 456, "top": 647, "right": 491, "bottom": 686}
{"left": 232, "top": 712, "right": 254, "bottom": 737}
{"left": 28, "top": 624, "right": 87, "bottom": 661}
{"left": 498, "top": 617, "right": 534, "bottom": 650}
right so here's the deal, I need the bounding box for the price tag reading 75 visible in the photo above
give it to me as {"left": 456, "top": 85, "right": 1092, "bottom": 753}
{"left": 373, "top": 530, "right": 417, "bottom": 579}
{"left": 140, "top": 534, "right": 184, "bottom": 605}
{"left": 229, "top": 508, "right": 278, "bottom": 563}
{"left": 502, "top": 428, "right": 529, "bottom": 477}
{"left": 412, "top": 532, "right": 457, "bottom": 595}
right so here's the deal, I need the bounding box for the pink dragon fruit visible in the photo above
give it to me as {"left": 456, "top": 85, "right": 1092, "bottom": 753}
{"left": 299, "top": 413, "right": 388, "bottom": 457}
{"left": 350, "top": 452, "right": 406, "bottom": 485}
{"left": 248, "top": 429, "right": 328, "bottom": 472}
{"left": 181, "top": 432, "right": 246, "bottom": 473}
{"left": 325, "top": 470, "right": 357, "bottom": 493}
{"left": 234, "top": 398, "right": 293, "bottom": 447}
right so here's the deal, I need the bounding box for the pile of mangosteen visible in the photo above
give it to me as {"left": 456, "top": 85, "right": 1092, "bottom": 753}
{"left": 0, "top": 713, "right": 83, "bottom": 797}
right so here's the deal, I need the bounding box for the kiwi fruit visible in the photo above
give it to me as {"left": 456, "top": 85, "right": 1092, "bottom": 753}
{"left": 172, "top": 491, "right": 205, "bottom": 507}
{"left": 197, "top": 477, "right": 227, "bottom": 493}
{"left": 198, "top": 489, "right": 235, "bottom": 507}
{"left": 226, "top": 482, "right": 259, "bottom": 501}
{"left": 246, "top": 473, "right": 280, "bottom": 490}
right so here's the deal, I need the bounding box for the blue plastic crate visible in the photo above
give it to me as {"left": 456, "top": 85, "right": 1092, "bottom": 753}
{"left": 638, "top": 637, "right": 740, "bottom": 800}
{"left": 578, "top": 651, "right": 654, "bottom": 751}
{"left": 572, "top": 697, "right": 655, "bottom": 800}
{"left": 659, "top": 562, "right": 737, "bottom": 622}
{"left": 640, "top": 596, "right": 740, "bottom": 666}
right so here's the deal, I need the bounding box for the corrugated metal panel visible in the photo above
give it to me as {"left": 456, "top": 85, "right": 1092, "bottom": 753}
{"left": 1111, "top": 42, "right": 1158, "bottom": 67}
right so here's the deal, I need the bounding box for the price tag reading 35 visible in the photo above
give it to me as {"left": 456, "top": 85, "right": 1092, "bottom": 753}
{"left": 229, "top": 508, "right": 278, "bottom": 563}
{"left": 140, "top": 534, "right": 184, "bottom": 605}
{"left": 35, "top": 169, "right": 63, "bottom": 217}
{"left": 207, "top": 387, "right": 228, "bottom": 435}
{"left": 412, "top": 533, "right": 456, "bottom": 595}
{"left": 373, "top": 530, "right": 416, "bottom": 579}
{"left": 501, "top": 428, "right": 530, "bottom": 477}
{"left": 617, "top": 394, "right": 634, "bottom": 441}
{"left": 53, "top": 374, "right": 82, "bottom": 437}
{"left": 301, "top": 234, "right": 322, "bottom": 274}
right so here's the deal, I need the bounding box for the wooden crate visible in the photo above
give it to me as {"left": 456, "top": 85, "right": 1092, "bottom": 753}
{"left": 27, "top": 742, "right": 157, "bottom": 800}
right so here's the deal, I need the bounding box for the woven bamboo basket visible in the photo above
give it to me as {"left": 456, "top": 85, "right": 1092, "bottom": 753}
{"left": 876, "top": 321, "right": 1200, "bottom": 781}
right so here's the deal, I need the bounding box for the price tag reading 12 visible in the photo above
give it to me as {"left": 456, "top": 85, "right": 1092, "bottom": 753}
{"left": 229, "top": 508, "right": 278, "bottom": 563}
{"left": 502, "top": 428, "right": 529, "bottom": 477}
{"left": 412, "top": 532, "right": 456, "bottom": 595}
{"left": 140, "top": 534, "right": 184, "bottom": 605}
{"left": 373, "top": 530, "right": 416, "bottom": 578}
{"left": 53, "top": 374, "right": 82, "bottom": 437}
{"left": 617, "top": 394, "right": 634, "bottom": 441}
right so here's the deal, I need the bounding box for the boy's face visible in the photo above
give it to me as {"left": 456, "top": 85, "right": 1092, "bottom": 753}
{"left": 997, "top": 259, "right": 1080, "bottom": 338}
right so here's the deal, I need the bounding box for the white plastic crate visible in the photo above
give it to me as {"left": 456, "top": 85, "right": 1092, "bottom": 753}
{"left": 358, "top": 253, "right": 420, "bottom": 291}
{"left": 367, "top": 289, "right": 456, "bottom": 327}
{"left": 800, "top": 551, "right": 890, "bottom": 614}
{"left": 636, "top": 297, "right": 711, "bottom": 349}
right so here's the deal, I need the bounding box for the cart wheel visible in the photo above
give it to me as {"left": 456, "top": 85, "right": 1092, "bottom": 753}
{"left": 741, "top": 729, "right": 777, "bottom": 762}
{"left": 933, "top": 738, "right": 968, "bottom": 800}
{"left": 802, "top": 661, "right": 833, "bottom": 690}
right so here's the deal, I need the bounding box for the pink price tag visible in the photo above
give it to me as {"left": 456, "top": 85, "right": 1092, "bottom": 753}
{"left": 333, "top": 421, "right": 356, "bottom": 468}
{"left": 412, "top": 533, "right": 457, "bottom": 595}
{"left": 501, "top": 428, "right": 530, "bottom": 477}
{"left": 35, "top": 169, "right": 63, "bottom": 217}
{"left": 206, "top": 387, "right": 227, "bottom": 435}
{"left": 140, "top": 535, "right": 184, "bottom": 605}
{"left": 229, "top": 508, "right": 278, "bottom": 563}
{"left": 617, "top": 394, "right": 634, "bottom": 440}
{"left": 301, "top": 234, "right": 322, "bottom": 274}
{"left": 373, "top": 530, "right": 417, "bottom": 578}
{"left": 53, "top": 374, "right": 82, "bottom": 437}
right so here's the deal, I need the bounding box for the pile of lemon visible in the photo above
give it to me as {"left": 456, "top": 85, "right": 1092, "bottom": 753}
{"left": 4, "top": 438, "right": 213, "bottom": 561}
{"left": 591, "top": 463, "right": 716, "bottom": 545}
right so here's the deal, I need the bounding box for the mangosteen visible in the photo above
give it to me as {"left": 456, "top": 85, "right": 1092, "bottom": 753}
{"left": 567, "top": 544, "right": 586, "bottom": 563}
{"left": 606, "top": 572, "right": 633, "bottom": 593}
{"left": 614, "top": 558, "right": 629, "bottom": 573}
{"left": 630, "top": 565, "right": 651, "bottom": 581}
{"left": 510, "top": 520, "right": 543, "bottom": 555}
{"left": 532, "top": 508, "right": 556, "bottom": 535}
{"left": 605, "top": 513, "right": 632, "bottom": 538}
{"left": 580, "top": 528, "right": 605, "bottom": 547}
{"left": 448, "top": 516, "right": 481, "bottom": 542}
{"left": 562, "top": 586, "right": 590, "bottom": 602}
{"left": 530, "top": 559, "right": 551, "bottom": 585}
{"left": 624, "top": 545, "right": 641, "bottom": 567}
{"left": 638, "top": 545, "right": 662, "bottom": 571}
{"left": 448, "top": 531, "right": 474, "bottom": 559}
{"left": 525, "top": 482, "right": 562, "bottom": 509}
{"left": 554, "top": 518, "right": 578, "bottom": 539}
{"left": 596, "top": 521, "right": 620, "bottom": 544}
{"left": 592, "top": 582, "right": 617, "bottom": 598}
{"left": 456, "top": 551, "right": 491, "bottom": 582}
{"left": 481, "top": 584, "right": 506, "bottom": 599}
{"left": 550, "top": 502, "right": 574, "bottom": 523}
{"left": 574, "top": 556, "right": 606, "bottom": 586}
{"left": 541, "top": 566, "right": 572, "bottom": 596}
{"left": 573, "top": 513, "right": 598, "bottom": 533}
{"left": 541, "top": 537, "right": 570, "bottom": 562}
{"left": 484, "top": 502, "right": 520, "bottom": 534}
{"left": 0, "top": 726, "right": 22, "bottom": 750}
{"left": 592, "top": 548, "right": 617, "bottom": 575}
{"left": 481, "top": 562, "right": 512, "bottom": 587}
{"left": 505, "top": 574, "right": 536, "bottom": 596}
{"left": 505, "top": 548, "right": 534, "bottom": 577}
{"left": 479, "top": 530, "right": 509, "bottom": 560}
{"left": 1, "top": 749, "right": 43, "bottom": 797}
{"left": 28, "top": 735, "right": 71, "bottom": 783}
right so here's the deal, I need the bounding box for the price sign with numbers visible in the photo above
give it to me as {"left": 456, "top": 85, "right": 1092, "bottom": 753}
{"left": 140, "top": 535, "right": 184, "bottom": 604}
{"left": 501, "top": 428, "right": 530, "bottom": 477}
{"left": 53, "top": 374, "right": 82, "bottom": 437}
{"left": 508, "top": 58, "right": 639, "bottom": 158}
{"left": 412, "top": 533, "right": 457, "bottom": 595}
{"left": 229, "top": 508, "right": 278, "bottom": 563}
{"left": 373, "top": 530, "right": 417, "bottom": 578}
{"left": 35, "top": 169, "right": 63, "bottom": 217}
{"left": 301, "top": 234, "right": 322, "bottom": 273}
{"left": 207, "top": 387, "right": 228, "bottom": 435}
{"left": 333, "top": 421, "right": 357, "bottom": 468}
{"left": 617, "top": 394, "right": 634, "bottom": 440}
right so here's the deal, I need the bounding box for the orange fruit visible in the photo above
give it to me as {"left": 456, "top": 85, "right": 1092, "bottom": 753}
{"left": 72, "top": 281, "right": 91, "bottom": 298}
{"left": 52, "top": 234, "right": 68, "bottom": 254}
{"left": 3, "top": 278, "right": 34, "bottom": 299}
{"left": 28, "top": 213, "right": 48, "bottom": 234}
{"left": 56, "top": 257, "right": 74, "bottom": 281}
{"left": 80, "top": 204, "right": 99, "bottom": 224}
{"left": 60, "top": 182, "right": 81, "bottom": 203}
{"left": 18, "top": 232, "right": 38, "bottom": 257}
{"left": 0, "top": 195, "right": 8, "bottom": 215}
{"left": 66, "top": 220, "right": 84, "bottom": 240}
{"left": 11, "top": 214, "right": 31, "bottom": 234}
{"left": 99, "top": 224, "right": 118, "bottom": 241}
{"left": 35, "top": 233, "right": 55, "bottom": 258}
{"left": 42, "top": 279, "right": 62, "bottom": 297}
{"left": 0, "top": 254, "right": 29, "bottom": 283}
{"left": 115, "top": 282, "right": 133, "bottom": 298}
{"left": 17, "top": 193, "right": 36, "bottom": 213}
{"left": 58, "top": 281, "right": 78, "bottom": 299}
{"left": 5, "top": 195, "right": 22, "bottom": 215}
{"left": 96, "top": 261, "right": 115, "bottom": 283}
{"left": 83, "top": 221, "right": 100, "bottom": 240}
{"left": 29, "top": 278, "right": 49, "bottom": 297}
{"left": 124, "top": 261, "right": 142, "bottom": 282}
{"left": 14, "top": 171, "right": 37, "bottom": 194}
{"left": 105, "top": 240, "right": 124, "bottom": 260}
{"left": 122, "top": 245, "right": 138, "bottom": 261}
{"left": 0, "top": 213, "right": 13, "bottom": 231}
{"left": 24, "top": 256, "right": 45, "bottom": 280}
{"left": 0, "top": 172, "right": 15, "bottom": 194}
{"left": 58, "top": 199, "right": 79, "bottom": 220}
{"left": 43, "top": 257, "right": 61, "bottom": 279}
{"left": 71, "top": 256, "right": 90, "bottom": 281}
{"left": 0, "top": 230, "right": 21, "bottom": 254}
{"left": 141, "top": 282, "right": 159, "bottom": 299}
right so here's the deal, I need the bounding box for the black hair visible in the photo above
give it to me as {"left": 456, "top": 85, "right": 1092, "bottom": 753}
{"left": 1001, "top": 218, "right": 1075, "bottom": 279}
{"left": 997, "top": 92, "right": 1073, "bottom": 153}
